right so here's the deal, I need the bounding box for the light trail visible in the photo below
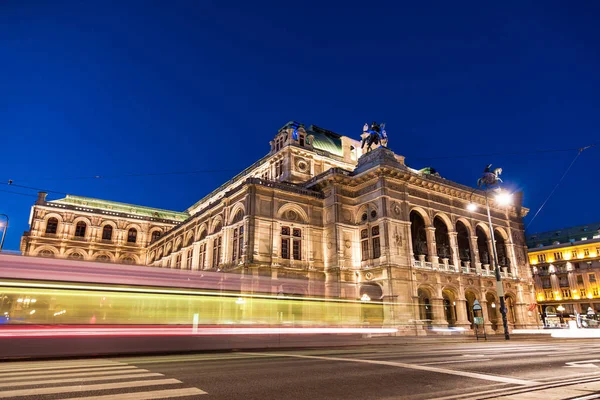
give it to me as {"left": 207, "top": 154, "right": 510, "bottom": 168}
{"left": 0, "top": 326, "right": 398, "bottom": 338}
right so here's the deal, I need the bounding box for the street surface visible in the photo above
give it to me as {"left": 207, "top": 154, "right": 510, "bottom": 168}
{"left": 2, "top": 338, "right": 600, "bottom": 399}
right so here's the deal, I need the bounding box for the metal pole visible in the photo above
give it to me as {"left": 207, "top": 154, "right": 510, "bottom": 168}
{"left": 484, "top": 193, "right": 510, "bottom": 340}
{"left": 0, "top": 214, "right": 8, "bottom": 252}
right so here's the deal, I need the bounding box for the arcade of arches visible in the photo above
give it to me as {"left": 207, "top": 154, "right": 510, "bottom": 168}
{"left": 20, "top": 122, "right": 537, "bottom": 335}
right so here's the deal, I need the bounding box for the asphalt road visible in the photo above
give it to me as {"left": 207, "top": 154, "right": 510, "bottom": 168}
{"left": 2, "top": 338, "right": 600, "bottom": 400}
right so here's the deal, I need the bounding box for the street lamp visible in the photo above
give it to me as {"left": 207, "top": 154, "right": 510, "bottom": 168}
{"left": 0, "top": 214, "right": 8, "bottom": 252}
{"left": 474, "top": 165, "right": 512, "bottom": 340}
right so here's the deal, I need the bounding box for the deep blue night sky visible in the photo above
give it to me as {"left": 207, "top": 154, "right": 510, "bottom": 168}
{"left": 1, "top": 1, "right": 598, "bottom": 251}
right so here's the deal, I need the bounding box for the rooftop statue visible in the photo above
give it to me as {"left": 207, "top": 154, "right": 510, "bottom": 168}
{"left": 477, "top": 164, "right": 503, "bottom": 188}
{"left": 361, "top": 121, "right": 388, "bottom": 152}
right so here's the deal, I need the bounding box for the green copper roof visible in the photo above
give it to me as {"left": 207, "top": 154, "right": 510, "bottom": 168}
{"left": 306, "top": 125, "right": 344, "bottom": 157}
{"left": 50, "top": 195, "right": 189, "bottom": 221}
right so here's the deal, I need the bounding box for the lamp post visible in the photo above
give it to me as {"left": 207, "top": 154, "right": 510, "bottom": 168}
{"left": 0, "top": 214, "right": 8, "bottom": 252}
{"left": 471, "top": 165, "right": 512, "bottom": 340}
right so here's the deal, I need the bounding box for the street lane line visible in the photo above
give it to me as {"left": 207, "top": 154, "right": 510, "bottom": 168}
{"left": 0, "top": 372, "right": 162, "bottom": 387}
{"left": 0, "top": 378, "right": 180, "bottom": 398}
{"left": 0, "top": 361, "right": 121, "bottom": 372}
{"left": 0, "top": 365, "right": 138, "bottom": 378}
{"left": 62, "top": 387, "right": 208, "bottom": 399}
{"left": 420, "top": 359, "right": 492, "bottom": 365}
{"left": 249, "top": 353, "right": 536, "bottom": 386}
{"left": 0, "top": 368, "right": 151, "bottom": 382}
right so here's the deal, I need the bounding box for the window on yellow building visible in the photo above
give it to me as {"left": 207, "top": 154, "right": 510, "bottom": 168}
{"left": 584, "top": 248, "right": 590, "bottom": 257}
{"left": 554, "top": 252, "right": 563, "bottom": 261}
{"left": 537, "top": 254, "right": 546, "bottom": 263}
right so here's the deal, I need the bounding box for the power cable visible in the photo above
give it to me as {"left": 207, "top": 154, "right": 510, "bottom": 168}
{"left": 412, "top": 145, "right": 595, "bottom": 161}
{"left": 526, "top": 145, "right": 595, "bottom": 230}
{"left": 0, "top": 188, "right": 38, "bottom": 198}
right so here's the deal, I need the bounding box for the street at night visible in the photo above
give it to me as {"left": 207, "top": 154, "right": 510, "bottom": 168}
{"left": 2, "top": 339, "right": 600, "bottom": 399}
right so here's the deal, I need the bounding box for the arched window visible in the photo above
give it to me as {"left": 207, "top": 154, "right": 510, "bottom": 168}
{"left": 495, "top": 230, "right": 510, "bottom": 271}
{"left": 456, "top": 221, "right": 471, "bottom": 263}
{"left": 231, "top": 210, "right": 244, "bottom": 224}
{"left": 476, "top": 226, "right": 490, "bottom": 265}
{"left": 74, "top": 222, "right": 87, "bottom": 237}
{"left": 127, "top": 228, "right": 137, "bottom": 243}
{"left": 68, "top": 252, "right": 83, "bottom": 260}
{"left": 410, "top": 211, "right": 428, "bottom": 259}
{"left": 151, "top": 231, "right": 161, "bottom": 242}
{"left": 434, "top": 216, "right": 451, "bottom": 259}
{"left": 102, "top": 225, "right": 113, "bottom": 241}
{"left": 45, "top": 218, "right": 58, "bottom": 234}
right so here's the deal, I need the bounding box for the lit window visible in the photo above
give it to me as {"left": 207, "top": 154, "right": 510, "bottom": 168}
{"left": 45, "top": 218, "right": 58, "bottom": 234}
{"left": 175, "top": 254, "right": 182, "bottom": 269}
{"left": 582, "top": 237, "right": 588, "bottom": 241}
{"left": 361, "top": 229, "right": 369, "bottom": 261}
{"left": 590, "top": 273, "right": 597, "bottom": 283}
{"left": 553, "top": 252, "right": 563, "bottom": 261}
{"left": 572, "top": 250, "right": 578, "bottom": 258}
{"left": 74, "top": 222, "right": 86, "bottom": 237}
{"left": 361, "top": 226, "right": 381, "bottom": 260}
{"left": 299, "top": 134, "right": 305, "bottom": 146}
{"left": 562, "top": 289, "right": 571, "bottom": 298}
{"left": 580, "top": 289, "right": 586, "bottom": 297}
{"left": 584, "top": 249, "right": 590, "bottom": 257}
{"left": 537, "top": 254, "right": 546, "bottom": 263}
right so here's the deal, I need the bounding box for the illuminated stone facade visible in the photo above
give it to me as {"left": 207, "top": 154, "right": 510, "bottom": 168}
{"left": 527, "top": 224, "right": 600, "bottom": 325}
{"left": 21, "top": 121, "right": 538, "bottom": 333}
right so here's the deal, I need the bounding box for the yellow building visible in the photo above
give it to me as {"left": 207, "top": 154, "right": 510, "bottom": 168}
{"left": 527, "top": 224, "right": 600, "bottom": 326}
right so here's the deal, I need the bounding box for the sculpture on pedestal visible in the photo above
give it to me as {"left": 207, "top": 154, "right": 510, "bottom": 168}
{"left": 361, "top": 122, "right": 388, "bottom": 152}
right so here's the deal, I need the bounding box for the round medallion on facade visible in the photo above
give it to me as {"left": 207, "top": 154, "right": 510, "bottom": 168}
{"left": 486, "top": 281, "right": 494, "bottom": 287}
{"left": 467, "top": 278, "right": 474, "bottom": 285}
{"left": 344, "top": 239, "right": 351, "bottom": 249}
{"left": 392, "top": 202, "right": 402, "bottom": 217}
{"left": 295, "top": 157, "right": 309, "bottom": 173}
{"left": 446, "top": 277, "right": 452, "bottom": 283}
{"left": 365, "top": 272, "right": 373, "bottom": 280}
{"left": 370, "top": 210, "right": 377, "bottom": 219}
{"left": 286, "top": 210, "right": 297, "bottom": 221}
{"left": 361, "top": 212, "right": 368, "bottom": 222}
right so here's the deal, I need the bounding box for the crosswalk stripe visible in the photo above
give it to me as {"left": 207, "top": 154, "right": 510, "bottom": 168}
{"left": 0, "top": 378, "right": 181, "bottom": 398}
{"left": 0, "top": 368, "right": 152, "bottom": 383}
{"left": 0, "top": 365, "right": 138, "bottom": 378}
{"left": 0, "top": 361, "right": 121, "bottom": 373}
{"left": 62, "top": 387, "right": 208, "bottom": 399}
{"left": 0, "top": 372, "right": 163, "bottom": 388}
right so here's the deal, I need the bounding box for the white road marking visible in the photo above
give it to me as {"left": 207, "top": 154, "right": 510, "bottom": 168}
{"left": 565, "top": 360, "right": 600, "bottom": 368}
{"left": 0, "top": 361, "right": 122, "bottom": 373}
{"left": 420, "top": 359, "right": 492, "bottom": 365}
{"left": 248, "top": 352, "right": 536, "bottom": 386}
{"left": 0, "top": 378, "right": 181, "bottom": 398}
{"left": 0, "top": 365, "right": 139, "bottom": 379}
{"left": 62, "top": 387, "right": 208, "bottom": 399}
{"left": 0, "top": 372, "right": 162, "bottom": 388}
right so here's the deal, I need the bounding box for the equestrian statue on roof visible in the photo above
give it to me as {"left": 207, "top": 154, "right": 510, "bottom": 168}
{"left": 361, "top": 121, "right": 388, "bottom": 152}
{"left": 477, "top": 164, "right": 503, "bottom": 188}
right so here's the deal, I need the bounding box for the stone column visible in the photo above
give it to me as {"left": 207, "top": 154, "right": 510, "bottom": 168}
{"left": 426, "top": 227, "right": 438, "bottom": 265}
{"left": 431, "top": 297, "right": 449, "bottom": 329}
{"left": 454, "top": 298, "right": 471, "bottom": 329}
{"left": 470, "top": 235, "right": 480, "bottom": 269}
{"left": 449, "top": 232, "right": 460, "bottom": 270}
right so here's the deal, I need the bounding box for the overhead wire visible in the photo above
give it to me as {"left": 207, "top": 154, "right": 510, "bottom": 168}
{"left": 525, "top": 144, "right": 595, "bottom": 230}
